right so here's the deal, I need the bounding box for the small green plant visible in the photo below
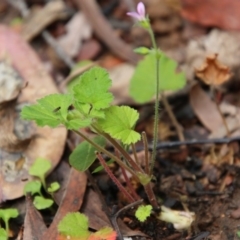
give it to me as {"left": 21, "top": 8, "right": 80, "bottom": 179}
{"left": 57, "top": 212, "right": 117, "bottom": 240}
{"left": 0, "top": 208, "right": 19, "bottom": 239}
{"left": 21, "top": 1, "right": 189, "bottom": 230}
{"left": 135, "top": 205, "right": 152, "bottom": 222}
{"left": 24, "top": 157, "right": 60, "bottom": 210}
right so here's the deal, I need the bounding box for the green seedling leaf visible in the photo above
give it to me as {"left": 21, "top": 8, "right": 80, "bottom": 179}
{"left": 130, "top": 52, "right": 186, "bottom": 103}
{"left": 135, "top": 205, "right": 152, "bottom": 222}
{"left": 58, "top": 212, "right": 90, "bottom": 238}
{"left": 73, "top": 67, "right": 113, "bottom": 110}
{"left": 0, "top": 208, "right": 19, "bottom": 233}
{"left": 89, "top": 226, "right": 117, "bottom": 240}
{"left": 237, "top": 231, "right": 240, "bottom": 238}
{"left": 70, "top": 136, "right": 106, "bottom": 171}
{"left": 24, "top": 180, "right": 42, "bottom": 196}
{"left": 0, "top": 228, "right": 7, "bottom": 240}
{"left": 33, "top": 196, "right": 54, "bottom": 210}
{"left": 134, "top": 47, "right": 150, "bottom": 55}
{"left": 48, "top": 182, "right": 60, "bottom": 193}
{"left": 97, "top": 106, "right": 141, "bottom": 144}
{"left": 21, "top": 94, "right": 73, "bottom": 127}
{"left": 29, "top": 158, "right": 51, "bottom": 186}
{"left": 92, "top": 159, "right": 114, "bottom": 173}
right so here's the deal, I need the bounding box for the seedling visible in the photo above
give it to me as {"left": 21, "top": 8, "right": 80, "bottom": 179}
{"left": 135, "top": 205, "right": 152, "bottom": 222}
{"left": 0, "top": 208, "right": 19, "bottom": 238}
{"left": 24, "top": 157, "right": 60, "bottom": 210}
{"left": 20, "top": 1, "right": 191, "bottom": 230}
{"left": 29, "top": 157, "right": 51, "bottom": 189}
{"left": 57, "top": 212, "right": 116, "bottom": 240}
{"left": 21, "top": 66, "right": 158, "bottom": 208}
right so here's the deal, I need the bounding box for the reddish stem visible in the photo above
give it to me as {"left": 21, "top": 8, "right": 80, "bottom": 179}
{"left": 96, "top": 152, "right": 135, "bottom": 203}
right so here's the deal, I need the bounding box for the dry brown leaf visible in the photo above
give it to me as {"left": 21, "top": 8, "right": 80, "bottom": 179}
{"left": 0, "top": 25, "right": 66, "bottom": 202}
{"left": 195, "top": 53, "right": 232, "bottom": 86}
{"left": 189, "top": 84, "right": 223, "bottom": 132}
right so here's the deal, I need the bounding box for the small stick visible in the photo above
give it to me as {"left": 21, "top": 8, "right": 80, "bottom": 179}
{"left": 111, "top": 200, "right": 144, "bottom": 240}
{"left": 161, "top": 92, "right": 185, "bottom": 141}
{"left": 131, "top": 143, "right": 140, "bottom": 165}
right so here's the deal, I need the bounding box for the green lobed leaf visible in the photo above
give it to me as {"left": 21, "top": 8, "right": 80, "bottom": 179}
{"left": 134, "top": 47, "right": 150, "bottom": 55}
{"left": 67, "top": 60, "right": 94, "bottom": 92}
{"left": 0, "top": 228, "right": 7, "bottom": 240}
{"left": 69, "top": 136, "right": 106, "bottom": 172}
{"left": 129, "top": 52, "right": 186, "bottom": 103}
{"left": 57, "top": 212, "right": 90, "bottom": 238}
{"left": 48, "top": 182, "right": 60, "bottom": 193}
{"left": 33, "top": 196, "right": 53, "bottom": 210}
{"left": 64, "top": 109, "right": 92, "bottom": 130}
{"left": 135, "top": 205, "right": 152, "bottom": 222}
{"left": 73, "top": 67, "right": 113, "bottom": 110}
{"left": 21, "top": 94, "right": 73, "bottom": 127}
{"left": 0, "top": 208, "right": 19, "bottom": 224}
{"left": 24, "top": 180, "right": 42, "bottom": 196}
{"left": 29, "top": 158, "right": 51, "bottom": 179}
{"left": 97, "top": 106, "right": 141, "bottom": 145}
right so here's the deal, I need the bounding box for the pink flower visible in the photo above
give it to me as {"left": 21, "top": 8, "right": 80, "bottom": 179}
{"left": 127, "top": 2, "right": 146, "bottom": 21}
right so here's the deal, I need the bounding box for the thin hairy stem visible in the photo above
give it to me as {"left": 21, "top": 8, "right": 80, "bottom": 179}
{"left": 148, "top": 27, "right": 160, "bottom": 174}
{"left": 115, "top": 149, "right": 140, "bottom": 200}
{"left": 144, "top": 183, "right": 159, "bottom": 209}
{"left": 161, "top": 92, "right": 185, "bottom": 141}
{"left": 150, "top": 56, "right": 160, "bottom": 173}
{"left": 96, "top": 152, "right": 135, "bottom": 203}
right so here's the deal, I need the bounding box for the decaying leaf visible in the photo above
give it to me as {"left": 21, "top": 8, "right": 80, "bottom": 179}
{"left": 195, "top": 54, "right": 232, "bottom": 85}
{"left": 0, "top": 25, "right": 66, "bottom": 202}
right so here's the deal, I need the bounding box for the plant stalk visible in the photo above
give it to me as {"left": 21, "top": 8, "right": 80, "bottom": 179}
{"left": 150, "top": 32, "right": 160, "bottom": 174}
{"left": 96, "top": 152, "right": 135, "bottom": 203}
